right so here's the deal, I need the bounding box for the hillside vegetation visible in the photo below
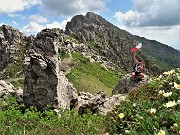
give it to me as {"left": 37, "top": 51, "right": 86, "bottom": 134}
{"left": 0, "top": 68, "right": 179, "bottom": 134}
{"left": 65, "top": 52, "right": 124, "bottom": 96}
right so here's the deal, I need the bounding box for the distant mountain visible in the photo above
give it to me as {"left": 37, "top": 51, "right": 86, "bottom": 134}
{"left": 65, "top": 12, "right": 180, "bottom": 75}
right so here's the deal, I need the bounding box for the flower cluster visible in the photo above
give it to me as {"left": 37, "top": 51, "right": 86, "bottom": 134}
{"left": 156, "top": 68, "right": 180, "bottom": 108}
{"left": 109, "top": 68, "right": 180, "bottom": 134}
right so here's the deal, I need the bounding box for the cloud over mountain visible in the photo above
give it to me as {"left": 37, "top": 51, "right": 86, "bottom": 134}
{"left": 114, "top": 0, "right": 179, "bottom": 27}
{"left": 40, "top": 0, "right": 107, "bottom": 17}
{"left": 0, "top": 0, "right": 40, "bottom": 14}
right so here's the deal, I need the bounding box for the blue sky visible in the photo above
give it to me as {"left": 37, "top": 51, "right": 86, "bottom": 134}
{"left": 0, "top": 0, "right": 179, "bottom": 50}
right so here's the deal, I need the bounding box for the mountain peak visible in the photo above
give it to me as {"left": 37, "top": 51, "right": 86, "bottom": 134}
{"left": 65, "top": 12, "right": 180, "bottom": 74}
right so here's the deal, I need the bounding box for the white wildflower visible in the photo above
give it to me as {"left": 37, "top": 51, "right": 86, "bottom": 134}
{"left": 177, "top": 74, "right": 180, "bottom": 80}
{"left": 163, "top": 92, "right": 172, "bottom": 98}
{"left": 125, "top": 130, "right": 130, "bottom": 134}
{"left": 170, "top": 69, "right": 175, "bottom": 74}
{"left": 163, "top": 71, "right": 170, "bottom": 75}
{"left": 158, "top": 90, "right": 164, "bottom": 95}
{"left": 157, "top": 129, "right": 165, "bottom": 135}
{"left": 165, "top": 101, "right": 177, "bottom": 108}
{"left": 159, "top": 75, "right": 163, "bottom": 79}
{"left": 174, "top": 82, "right": 180, "bottom": 89}
{"left": 177, "top": 100, "right": 180, "bottom": 104}
{"left": 133, "top": 103, "right": 136, "bottom": 107}
{"left": 149, "top": 108, "right": 156, "bottom": 114}
{"left": 173, "top": 123, "right": 178, "bottom": 127}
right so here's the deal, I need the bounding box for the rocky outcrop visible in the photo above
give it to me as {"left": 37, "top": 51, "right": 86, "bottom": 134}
{"left": 23, "top": 28, "right": 78, "bottom": 110}
{"left": 0, "top": 80, "right": 23, "bottom": 100}
{"left": 65, "top": 12, "right": 133, "bottom": 71}
{"left": 75, "top": 91, "right": 126, "bottom": 115}
{"left": 0, "top": 25, "right": 25, "bottom": 69}
{"left": 0, "top": 25, "right": 25, "bottom": 78}
{"left": 112, "top": 74, "right": 149, "bottom": 94}
{"left": 0, "top": 80, "right": 15, "bottom": 97}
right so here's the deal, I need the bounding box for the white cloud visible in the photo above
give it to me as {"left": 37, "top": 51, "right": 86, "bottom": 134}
{"left": 40, "top": 0, "right": 107, "bottom": 17}
{"left": 114, "top": 0, "right": 179, "bottom": 27}
{"left": 21, "top": 21, "right": 45, "bottom": 35}
{"left": 118, "top": 24, "right": 180, "bottom": 50}
{"left": 12, "top": 21, "right": 18, "bottom": 25}
{"left": 114, "top": 0, "right": 180, "bottom": 49}
{"left": 114, "top": 10, "right": 138, "bottom": 26}
{"left": 0, "top": 0, "right": 40, "bottom": 14}
{"left": 0, "top": 22, "right": 4, "bottom": 26}
{"left": 60, "top": 17, "right": 72, "bottom": 30}
{"left": 46, "top": 21, "right": 62, "bottom": 29}
{"left": 21, "top": 18, "right": 71, "bottom": 35}
{"left": 8, "top": 13, "right": 26, "bottom": 20}
{"left": 28, "top": 14, "right": 48, "bottom": 23}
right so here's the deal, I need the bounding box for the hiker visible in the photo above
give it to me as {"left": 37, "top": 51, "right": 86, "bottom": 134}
{"left": 131, "top": 52, "right": 145, "bottom": 81}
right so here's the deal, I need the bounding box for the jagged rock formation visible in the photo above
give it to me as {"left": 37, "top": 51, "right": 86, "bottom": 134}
{"left": 0, "top": 80, "right": 23, "bottom": 100}
{"left": 0, "top": 80, "right": 15, "bottom": 97}
{"left": 112, "top": 74, "right": 149, "bottom": 94}
{"left": 65, "top": 12, "right": 180, "bottom": 74}
{"left": 66, "top": 12, "right": 133, "bottom": 71}
{"left": 0, "top": 25, "right": 25, "bottom": 79}
{"left": 23, "top": 28, "right": 126, "bottom": 114}
{"left": 23, "top": 28, "right": 78, "bottom": 110}
{"left": 76, "top": 91, "right": 126, "bottom": 115}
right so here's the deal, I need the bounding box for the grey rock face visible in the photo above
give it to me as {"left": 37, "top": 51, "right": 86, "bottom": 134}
{"left": 0, "top": 80, "right": 15, "bottom": 97}
{"left": 23, "top": 28, "right": 78, "bottom": 110}
{"left": 0, "top": 25, "right": 25, "bottom": 70}
{"left": 65, "top": 12, "right": 134, "bottom": 71}
{"left": 112, "top": 74, "right": 148, "bottom": 94}
{"left": 75, "top": 91, "right": 126, "bottom": 115}
{"left": 0, "top": 80, "right": 23, "bottom": 102}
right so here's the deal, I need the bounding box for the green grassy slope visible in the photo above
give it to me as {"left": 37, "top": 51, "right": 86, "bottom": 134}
{"left": 66, "top": 52, "right": 123, "bottom": 96}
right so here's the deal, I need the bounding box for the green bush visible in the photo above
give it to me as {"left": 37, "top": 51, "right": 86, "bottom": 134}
{"left": 60, "top": 50, "right": 70, "bottom": 61}
{"left": 0, "top": 96, "right": 106, "bottom": 135}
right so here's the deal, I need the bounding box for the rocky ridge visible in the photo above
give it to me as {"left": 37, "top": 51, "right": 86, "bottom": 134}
{"left": 65, "top": 12, "right": 180, "bottom": 74}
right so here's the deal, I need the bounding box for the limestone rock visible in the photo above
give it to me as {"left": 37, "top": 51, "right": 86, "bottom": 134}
{"left": 23, "top": 28, "right": 78, "bottom": 110}
{"left": 0, "top": 80, "right": 15, "bottom": 97}
{"left": 75, "top": 91, "right": 126, "bottom": 115}
{"left": 0, "top": 25, "right": 25, "bottom": 78}
{"left": 0, "top": 25, "right": 25, "bottom": 68}
{"left": 112, "top": 74, "right": 149, "bottom": 94}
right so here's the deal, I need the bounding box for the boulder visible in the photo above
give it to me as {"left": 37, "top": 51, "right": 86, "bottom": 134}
{"left": 23, "top": 28, "right": 78, "bottom": 110}
{"left": 75, "top": 91, "right": 126, "bottom": 115}
{"left": 0, "top": 80, "right": 15, "bottom": 97}
{"left": 112, "top": 74, "right": 148, "bottom": 94}
{"left": 0, "top": 80, "right": 23, "bottom": 102}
